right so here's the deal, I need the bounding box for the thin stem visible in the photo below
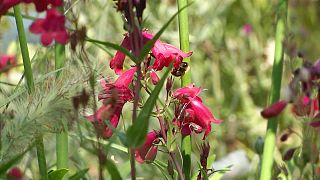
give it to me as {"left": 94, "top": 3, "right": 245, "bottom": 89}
{"left": 260, "top": 0, "right": 288, "bottom": 179}
{"left": 36, "top": 135, "right": 48, "bottom": 180}
{"left": 55, "top": 7, "right": 68, "bottom": 178}
{"left": 13, "top": 5, "right": 34, "bottom": 94}
{"left": 177, "top": 0, "right": 191, "bottom": 179}
{"left": 14, "top": 5, "right": 48, "bottom": 180}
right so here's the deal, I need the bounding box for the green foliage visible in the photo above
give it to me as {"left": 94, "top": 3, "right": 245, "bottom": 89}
{"left": 48, "top": 169, "right": 69, "bottom": 180}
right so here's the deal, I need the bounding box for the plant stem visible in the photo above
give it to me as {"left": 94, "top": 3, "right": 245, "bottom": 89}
{"left": 14, "top": 5, "right": 48, "bottom": 180}
{"left": 55, "top": 26, "right": 68, "bottom": 179}
{"left": 260, "top": 0, "right": 288, "bottom": 179}
{"left": 13, "top": 5, "right": 34, "bottom": 94}
{"left": 177, "top": 0, "right": 191, "bottom": 179}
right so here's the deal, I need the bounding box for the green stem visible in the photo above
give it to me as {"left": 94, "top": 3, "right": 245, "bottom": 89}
{"left": 13, "top": 5, "right": 34, "bottom": 94}
{"left": 260, "top": 0, "right": 288, "bottom": 179}
{"left": 14, "top": 5, "right": 48, "bottom": 180}
{"left": 36, "top": 136, "right": 49, "bottom": 180}
{"left": 177, "top": 0, "right": 191, "bottom": 179}
{"left": 55, "top": 9, "right": 68, "bottom": 178}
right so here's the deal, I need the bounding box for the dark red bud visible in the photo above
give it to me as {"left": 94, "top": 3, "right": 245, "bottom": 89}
{"left": 283, "top": 148, "right": 296, "bottom": 161}
{"left": 310, "top": 121, "right": 320, "bottom": 128}
{"left": 280, "top": 133, "right": 289, "bottom": 142}
{"left": 261, "top": 100, "right": 288, "bottom": 119}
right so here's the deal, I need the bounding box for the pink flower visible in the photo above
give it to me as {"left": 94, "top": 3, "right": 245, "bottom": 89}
{"left": 0, "top": 0, "right": 21, "bottom": 15}
{"left": 261, "top": 100, "right": 288, "bottom": 119}
{"left": 173, "top": 84, "right": 222, "bottom": 139}
{"left": 292, "top": 96, "right": 318, "bottom": 117}
{"left": 29, "top": 9, "right": 68, "bottom": 46}
{"left": 134, "top": 131, "right": 160, "bottom": 163}
{"left": 242, "top": 23, "right": 252, "bottom": 34}
{"left": 149, "top": 69, "right": 159, "bottom": 85}
{"left": 87, "top": 67, "right": 136, "bottom": 138}
{"left": 310, "top": 120, "right": 320, "bottom": 128}
{"left": 109, "top": 31, "right": 192, "bottom": 75}
{"left": 0, "top": 54, "right": 16, "bottom": 73}
{"left": 22, "top": 0, "right": 62, "bottom": 12}
{"left": 6, "top": 167, "right": 23, "bottom": 180}
{"left": 151, "top": 42, "right": 192, "bottom": 71}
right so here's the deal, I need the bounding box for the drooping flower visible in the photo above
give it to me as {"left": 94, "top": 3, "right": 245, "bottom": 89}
{"left": 173, "top": 84, "right": 222, "bottom": 139}
{"left": 0, "top": 0, "right": 21, "bottom": 16}
{"left": 261, "top": 100, "right": 288, "bottom": 119}
{"left": 87, "top": 67, "right": 136, "bottom": 138}
{"left": 0, "top": 54, "right": 16, "bottom": 73}
{"left": 149, "top": 69, "right": 159, "bottom": 85}
{"left": 22, "top": 0, "right": 62, "bottom": 12}
{"left": 134, "top": 131, "right": 160, "bottom": 163}
{"left": 292, "top": 96, "right": 318, "bottom": 117}
{"left": 29, "top": 9, "right": 68, "bottom": 46}
{"left": 109, "top": 31, "right": 192, "bottom": 75}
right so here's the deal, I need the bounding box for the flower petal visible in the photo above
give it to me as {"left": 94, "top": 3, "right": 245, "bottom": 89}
{"left": 261, "top": 100, "right": 288, "bottom": 119}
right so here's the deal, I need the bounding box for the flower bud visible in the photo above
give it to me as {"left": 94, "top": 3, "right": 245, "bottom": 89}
{"left": 254, "top": 136, "right": 264, "bottom": 155}
{"left": 261, "top": 100, "right": 288, "bottom": 119}
{"left": 283, "top": 148, "right": 296, "bottom": 161}
{"left": 7, "top": 167, "right": 23, "bottom": 180}
{"left": 150, "top": 70, "right": 160, "bottom": 85}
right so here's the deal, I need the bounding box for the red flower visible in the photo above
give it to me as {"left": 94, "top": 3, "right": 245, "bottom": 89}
{"left": 261, "top": 100, "right": 288, "bottom": 119}
{"left": 87, "top": 67, "right": 136, "bottom": 138}
{"left": 149, "top": 69, "right": 159, "bottom": 85}
{"left": 134, "top": 131, "right": 160, "bottom": 163}
{"left": 7, "top": 167, "right": 23, "bottom": 180}
{"left": 292, "top": 96, "right": 318, "bottom": 117}
{"left": 173, "top": 84, "right": 222, "bottom": 139}
{"left": 0, "top": 0, "right": 21, "bottom": 16}
{"left": 22, "top": 0, "right": 62, "bottom": 12}
{"left": 109, "top": 31, "right": 191, "bottom": 75}
{"left": 0, "top": 54, "right": 16, "bottom": 73}
{"left": 29, "top": 9, "right": 68, "bottom": 46}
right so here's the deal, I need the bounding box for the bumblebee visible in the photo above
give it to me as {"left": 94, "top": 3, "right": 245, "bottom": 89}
{"left": 171, "top": 61, "right": 189, "bottom": 77}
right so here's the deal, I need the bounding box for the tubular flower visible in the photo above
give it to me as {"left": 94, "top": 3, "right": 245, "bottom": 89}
{"left": 134, "top": 131, "right": 160, "bottom": 163}
{"left": 292, "top": 96, "right": 319, "bottom": 117}
{"left": 0, "top": 0, "right": 21, "bottom": 16}
{"left": 173, "top": 84, "right": 222, "bottom": 139}
{"left": 22, "top": 0, "right": 62, "bottom": 12}
{"left": 29, "top": 9, "right": 68, "bottom": 46}
{"left": 87, "top": 67, "right": 136, "bottom": 138}
{"left": 0, "top": 54, "right": 16, "bottom": 73}
{"left": 261, "top": 100, "right": 288, "bottom": 119}
{"left": 109, "top": 31, "right": 192, "bottom": 75}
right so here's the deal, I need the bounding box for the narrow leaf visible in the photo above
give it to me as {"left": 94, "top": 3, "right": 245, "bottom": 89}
{"left": 85, "top": 38, "right": 137, "bottom": 63}
{"left": 48, "top": 168, "right": 69, "bottom": 180}
{"left": 126, "top": 65, "right": 172, "bottom": 147}
{"left": 105, "top": 159, "right": 123, "bottom": 180}
{"left": 69, "top": 168, "right": 89, "bottom": 180}
{"left": 137, "top": 3, "right": 192, "bottom": 61}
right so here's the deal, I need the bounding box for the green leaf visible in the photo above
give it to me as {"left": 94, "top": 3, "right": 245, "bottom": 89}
{"left": 0, "top": 144, "right": 33, "bottom": 174}
{"left": 126, "top": 65, "right": 172, "bottom": 148}
{"left": 137, "top": 3, "right": 192, "bottom": 62}
{"left": 48, "top": 168, "right": 69, "bottom": 180}
{"left": 105, "top": 159, "right": 123, "bottom": 180}
{"left": 69, "top": 168, "right": 89, "bottom": 180}
{"left": 85, "top": 38, "right": 137, "bottom": 63}
{"left": 151, "top": 161, "right": 171, "bottom": 180}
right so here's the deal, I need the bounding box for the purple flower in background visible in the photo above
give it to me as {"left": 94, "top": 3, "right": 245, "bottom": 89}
{"left": 242, "top": 23, "right": 252, "bottom": 34}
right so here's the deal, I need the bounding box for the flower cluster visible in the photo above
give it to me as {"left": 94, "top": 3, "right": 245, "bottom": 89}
{"left": 173, "top": 84, "right": 223, "bottom": 139}
{"left": 0, "top": 0, "right": 68, "bottom": 46}
{"left": 86, "top": 30, "right": 222, "bottom": 164}
{"left": 261, "top": 60, "right": 320, "bottom": 128}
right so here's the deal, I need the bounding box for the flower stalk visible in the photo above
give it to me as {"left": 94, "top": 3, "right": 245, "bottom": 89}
{"left": 14, "top": 5, "right": 48, "bottom": 180}
{"left": 260, "top": 0, "right": 288, "bottom": 179}
{"left": 177, "top": 0, "right": 191, "bottom": 179}
{"left": 54, "top": 6, "right": 68, "bottom": 179}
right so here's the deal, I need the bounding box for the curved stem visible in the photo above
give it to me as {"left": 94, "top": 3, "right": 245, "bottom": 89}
{"left": 14, "top": 5, "right": 48, "bottom": 180}
{"left": 260, "top": 0, "right": 288, "bottom": 179}
{"left": 177, "top": 0, "right": 191, "bottom": 179}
